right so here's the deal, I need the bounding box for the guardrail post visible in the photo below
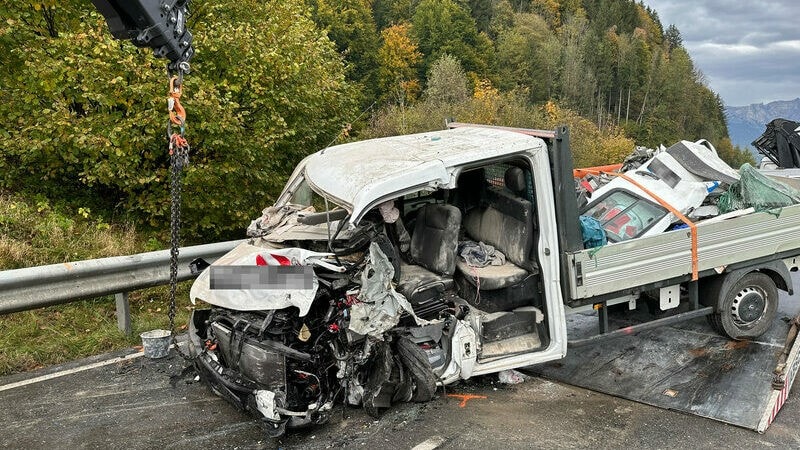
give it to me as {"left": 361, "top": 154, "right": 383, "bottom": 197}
{"left": 115, "top": 292, "right": 131, "bottom": 335}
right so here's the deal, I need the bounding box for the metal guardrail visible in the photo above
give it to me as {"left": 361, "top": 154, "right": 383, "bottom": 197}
{"left": 0, "top": 240, "right": 244, "bottom": 334}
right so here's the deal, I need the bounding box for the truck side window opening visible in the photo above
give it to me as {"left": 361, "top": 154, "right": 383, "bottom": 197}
{"left": 584, "top": 190, "right": 667, "bottom": 242}
{"left": 482, "top": 161, "right": 534, "bottom": 201}
{"left": 484, "top": 164, "right": 507, "bottom": 187}
{"left": 402, "top": 189, "right": 440, "bottom": 219}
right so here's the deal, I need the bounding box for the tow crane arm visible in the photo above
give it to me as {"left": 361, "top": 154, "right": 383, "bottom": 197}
{"left": 90, "top": 0, "right": 194, "bottom": 72}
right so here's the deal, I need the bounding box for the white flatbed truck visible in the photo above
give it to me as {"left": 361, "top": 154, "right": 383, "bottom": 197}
{"left": 445, "top": 123, "right": 800, "bottom": 432}
{"left": 190, "top": 123, "right": 800, "bottom": 433}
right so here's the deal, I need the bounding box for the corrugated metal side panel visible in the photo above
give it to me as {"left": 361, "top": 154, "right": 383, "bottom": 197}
{"left": 569, "top": 205, "right": 800, "bottom": 299}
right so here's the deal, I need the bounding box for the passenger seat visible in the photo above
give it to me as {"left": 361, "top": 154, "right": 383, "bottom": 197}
{"left": 455, "top": 167, "right": 540, "bottom": 312}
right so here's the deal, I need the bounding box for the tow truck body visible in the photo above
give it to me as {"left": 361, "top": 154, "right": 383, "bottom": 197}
{"left": 187, "top": 124, "right": 800, "bottom": 435}
{"left": 535, "top": 285, "right": 800, "bottom": 432}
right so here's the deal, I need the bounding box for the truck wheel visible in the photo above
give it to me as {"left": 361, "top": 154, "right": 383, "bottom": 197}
{"left": 396, "top": 337, "right": 438, "bottom": 402}
{"left": 707, "top": 272, "right": 778, "bottom": 340}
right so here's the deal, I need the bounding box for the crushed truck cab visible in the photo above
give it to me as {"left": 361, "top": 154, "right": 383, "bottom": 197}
{"left": 186, "top": 124, "right": 800, "bottom": 436}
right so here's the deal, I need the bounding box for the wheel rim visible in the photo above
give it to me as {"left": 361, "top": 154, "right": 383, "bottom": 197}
{"left": 731, "top": 285, "right": 768, "bottom": 328}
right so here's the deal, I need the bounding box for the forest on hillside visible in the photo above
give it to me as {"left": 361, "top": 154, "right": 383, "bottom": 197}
{"left": 0, "top": 0, "right": 754, "bottom": 239}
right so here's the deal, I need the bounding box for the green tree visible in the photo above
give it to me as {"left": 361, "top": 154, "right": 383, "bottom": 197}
{"left": 583, "top": 0, "right": 639, "bottom": 35}
{"left": 527, "top": 0, "right": 562, "bottom": 28}
{"left": 495, "top": 13, "right": 558, "bottom": 102}
{"left": 464, "top": 0, "right": 494, "bottom": 34}
{"left": 716, "top": 138, "right": 756, "bottom": 168}
{"left": 628, "top": 46, "right": 729, "bottom": 147}
{"left": 664, "top": 24, "right": 682, "bottom": 51}
{"left": 307, "top": 0, "right": 381, "bottom": 105}
{"left": 614, "top": 30, "right": 651, "bottom": 125}
{"left": 583, "top": 26, "right": 620, "bottom": 113}
{"left": 373, "top": 0, "right": 418, "bottom": 29}
{"left": 411, "top": 0, "right": 493, "bottom": 78}
{"left": 425, "top": 53, "right": 470, "bottom": 105}
{"left": 557, "top": 13, "right": 596, "bottom": 112}
{"left": 488, "top": 0, "right": 515, "bottom": 38}
{"left": 634, "top": 2, "right": 663, "bottom": 46}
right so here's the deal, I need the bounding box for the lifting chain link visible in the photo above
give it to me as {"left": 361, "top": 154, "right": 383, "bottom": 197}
{"left": 166, "top": 66, "right": 194, "bottom": 360}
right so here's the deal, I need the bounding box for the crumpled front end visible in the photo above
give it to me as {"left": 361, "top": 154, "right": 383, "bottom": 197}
{"left": 189, "top": 308, "right": 334, "bottom": 437}
{"left": 187, "top": 241, "right": 471, "bottom": 438}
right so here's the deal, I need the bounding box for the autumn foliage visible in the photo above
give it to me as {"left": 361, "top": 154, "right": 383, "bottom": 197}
{"left": 0, "top": 0, "right": 752, "bottom": 240}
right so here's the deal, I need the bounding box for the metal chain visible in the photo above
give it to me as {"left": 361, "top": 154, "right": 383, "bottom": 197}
{"left": 166, "top": 68, "right": 194, "bottom": 360}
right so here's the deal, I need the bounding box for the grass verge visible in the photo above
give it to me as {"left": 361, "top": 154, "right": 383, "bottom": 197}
{"left": 0, "top": 283, "right": 196, "bottom": 376}
{"left": 0, "top": 191, "right": 202, "bottom": 376}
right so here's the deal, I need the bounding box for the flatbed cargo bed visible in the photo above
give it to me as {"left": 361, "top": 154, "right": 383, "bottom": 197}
{"left": 566, "top": 203, "right": 800, "bottom": 302}
{"left": 530, "top": 274, "right": 800, "bottom": 432}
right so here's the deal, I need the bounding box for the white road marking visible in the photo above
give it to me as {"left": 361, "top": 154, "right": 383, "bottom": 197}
{"left": 0, "top": 351, "right": 146, "bottom": 392}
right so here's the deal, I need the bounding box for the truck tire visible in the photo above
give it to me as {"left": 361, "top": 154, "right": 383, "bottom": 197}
{"left": 396, "top": 337, "right": 438, "bottom": 402}
{"left": 706, "top": 272, "right": 778, "bottom": 340}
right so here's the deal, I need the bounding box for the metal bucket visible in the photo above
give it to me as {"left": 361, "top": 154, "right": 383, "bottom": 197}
{"left": 140, "top": 329, "right": 172, "bottom": 358}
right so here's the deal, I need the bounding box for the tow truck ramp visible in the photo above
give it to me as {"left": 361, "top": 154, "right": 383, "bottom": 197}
{"left": 528, "top": 288, "right": 800, "bottom": 432}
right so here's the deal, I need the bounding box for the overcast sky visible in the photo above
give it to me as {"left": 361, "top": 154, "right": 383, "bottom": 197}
{"left": 644, "top": 0, "right": 800, "bottom": 106}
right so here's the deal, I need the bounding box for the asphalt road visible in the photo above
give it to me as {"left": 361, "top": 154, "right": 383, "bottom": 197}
{"left": 2, "top": 345, "right": 799, "bottom": 450}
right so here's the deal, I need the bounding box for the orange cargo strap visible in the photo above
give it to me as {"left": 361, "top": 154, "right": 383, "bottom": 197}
{"left": 581, "top": 169, "right": 699, "bottom": 281}
{"left": 573, "top": 163, "right": 623, "bottom": 179}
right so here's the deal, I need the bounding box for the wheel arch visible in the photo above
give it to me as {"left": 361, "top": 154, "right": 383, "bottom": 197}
{"left": 708, "top": 261, "right": 793, "bottom": 296}
{"left": 755, "top": 261, "right": 793, "bottom": 295}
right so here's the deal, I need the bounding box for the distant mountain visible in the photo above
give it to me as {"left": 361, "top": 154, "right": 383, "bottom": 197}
{"left": 726, "top": 98, "right": 800, "bottom": 159}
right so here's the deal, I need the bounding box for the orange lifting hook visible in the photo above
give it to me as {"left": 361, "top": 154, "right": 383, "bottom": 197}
{"left": 168, "top": 75, "right": 186, "bottom": 127}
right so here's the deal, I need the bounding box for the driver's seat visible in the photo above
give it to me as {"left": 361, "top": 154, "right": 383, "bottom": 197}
{"left": 396, "top": 204, "right": 461, "bottom": 314}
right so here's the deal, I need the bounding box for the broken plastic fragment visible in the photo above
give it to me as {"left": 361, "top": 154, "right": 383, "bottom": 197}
{"left": 255, "top": 390, "right": 281, "bottom": 421}
{"left": 498, "top": 369, "right": 527, "bottom": 385}
{"left": 247, "top": 204, "right": 312, "bottom": 237}
{"left": 688, "top": 205, "right": 719, "bottom": 220}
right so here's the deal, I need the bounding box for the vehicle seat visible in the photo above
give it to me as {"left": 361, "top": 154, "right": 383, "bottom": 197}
{"left": 397, "top": 204, "right": 461, "bottom": 310}
{"left": 504, "top": 166, "right": 527, "bottom": 197}
{"left": 452, "top": 168, "right": 487, "bottom": 213}
{"left": 455, "top": 167, "right": 539, "bottom": 312}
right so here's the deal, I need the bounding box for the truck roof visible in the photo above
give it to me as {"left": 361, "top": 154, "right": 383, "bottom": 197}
{"left": 304, "top": 126, "right": 547, "bottom": 222}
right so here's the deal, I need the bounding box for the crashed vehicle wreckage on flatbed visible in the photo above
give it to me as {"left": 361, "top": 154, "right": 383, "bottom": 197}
{"left": 186, "top": 124, "right": 800, "bottom": 436}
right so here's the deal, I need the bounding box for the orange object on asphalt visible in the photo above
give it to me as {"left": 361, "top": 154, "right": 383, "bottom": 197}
{"left": 447, "top": 393, "right": 488, "bottom": 407}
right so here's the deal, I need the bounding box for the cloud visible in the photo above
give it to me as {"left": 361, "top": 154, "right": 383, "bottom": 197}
{"left": 644, "top": 0, "right": 800, "bottom": 105}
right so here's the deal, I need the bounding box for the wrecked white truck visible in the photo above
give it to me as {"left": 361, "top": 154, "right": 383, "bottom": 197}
{"left": 185, "top": 123, "right": 800, "bottom": 436}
